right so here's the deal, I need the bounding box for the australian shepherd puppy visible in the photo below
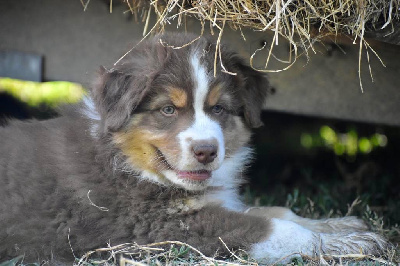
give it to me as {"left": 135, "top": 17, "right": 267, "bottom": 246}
{"left": 0, "top": 33, "right": 388, "bottom": 264}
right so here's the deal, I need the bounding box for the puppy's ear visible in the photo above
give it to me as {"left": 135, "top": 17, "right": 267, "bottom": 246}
{"left": 236, "top": 62, "right": 269, "bottom": 128}
{"left": 92, "top": 66, "right": 149, "bottom": 132}
{"left": 92, "top": 39, "right": 170, "bottom": 132}
{"left": 90, "top": 36, "right": 175, "bottom": 133}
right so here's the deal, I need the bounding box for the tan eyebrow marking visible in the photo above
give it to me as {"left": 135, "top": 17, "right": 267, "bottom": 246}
{"left": 207, "top": 83, "right": 224, "bottom": 106}
{"left": 169, "top": 87, "right": 188, "bottom": 108}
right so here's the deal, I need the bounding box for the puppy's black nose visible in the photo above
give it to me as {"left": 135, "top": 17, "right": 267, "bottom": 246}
{"left": 193, "top": 143, "right": 218, "bottom": 165}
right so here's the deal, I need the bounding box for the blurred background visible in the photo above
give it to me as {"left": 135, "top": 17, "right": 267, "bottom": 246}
{"left": 1, "top": 0, "right": 399, "bottom": 234}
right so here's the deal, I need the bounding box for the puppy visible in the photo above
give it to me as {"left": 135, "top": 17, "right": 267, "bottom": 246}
{"left": 0, "top": 33, "right": 388, "bottom": 264}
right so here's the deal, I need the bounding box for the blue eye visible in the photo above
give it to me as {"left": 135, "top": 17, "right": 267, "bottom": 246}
{"left": 161, "top": 105, "right": 176, "bottom": 116}
{"left": 212, "top": 104, "right": 224, "bottom": 114}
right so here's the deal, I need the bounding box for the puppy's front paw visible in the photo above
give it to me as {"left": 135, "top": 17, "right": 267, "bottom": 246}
{"left": 321, "top": 231, "right": 389, "bottom": 255}
{"left": 250, "top": 218, "right": 389, "bottom": 265}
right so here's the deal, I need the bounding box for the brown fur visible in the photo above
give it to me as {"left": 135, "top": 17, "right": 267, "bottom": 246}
{"left": 207, "top": 83, "right": 224, "bottom": 106}
{"left": 169, "top": 87, "right": 188, "bottom": 108}
{"left": 113, "top": 128, "right": 166, "bottom": 175}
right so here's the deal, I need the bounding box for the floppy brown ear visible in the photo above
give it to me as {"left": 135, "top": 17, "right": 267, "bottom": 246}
{"left": 91, "top": 38, "right": 171, "bottom": 132}
{"left": 236, "top": 63, "right": 269, "bottom": 128}
{"left": 91, "top": 66, "right": 149, "bottom": 132}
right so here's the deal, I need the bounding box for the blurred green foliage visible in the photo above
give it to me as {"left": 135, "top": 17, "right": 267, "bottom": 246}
{"left": 246, "top": 111, "right": 400, "bottom": 229}
{"left": 301, "top": 125, "right": 387, "bottom": 157}
{"left": 0, "top": 78, "right": 85, "bottom": 107}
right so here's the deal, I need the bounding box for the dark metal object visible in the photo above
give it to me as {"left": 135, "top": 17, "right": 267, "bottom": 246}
{"left": 0, "top": 51, "right": 43, "bottom": 82}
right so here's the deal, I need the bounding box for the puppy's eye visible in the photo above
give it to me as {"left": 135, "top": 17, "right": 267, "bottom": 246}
{"left": 212, "top": 104, "right": 224, "bottom": 114}
{"left": 161, "top": 105, "right": 176, "bottom": 116}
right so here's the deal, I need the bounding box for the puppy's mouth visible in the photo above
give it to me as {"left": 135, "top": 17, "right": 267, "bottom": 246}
{"left": 155, "top": 148, "right": 212, "bottom": 181}
{"left": 176, "top": 170, "right": 211, "bottom": 181}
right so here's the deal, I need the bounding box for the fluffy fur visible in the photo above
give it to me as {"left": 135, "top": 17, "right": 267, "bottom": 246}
{"left": 0, "top": 33, "right": 388, "bottom": 265}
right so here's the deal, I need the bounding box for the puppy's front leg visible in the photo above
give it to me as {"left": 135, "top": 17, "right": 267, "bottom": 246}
{"left": 251, "top": 218, "right": 319, "bottom": 264}
{"left": 248, "top": 207, "right": 389, "bottom": 264}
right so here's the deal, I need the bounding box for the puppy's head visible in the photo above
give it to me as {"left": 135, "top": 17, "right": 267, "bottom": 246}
{"left": 91, "top": 34, "right": 269, "bottom": 191}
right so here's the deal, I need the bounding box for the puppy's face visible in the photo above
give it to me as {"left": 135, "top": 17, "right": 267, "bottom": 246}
{"left": 92, "top": 34, "right": 268, "bottom": 191}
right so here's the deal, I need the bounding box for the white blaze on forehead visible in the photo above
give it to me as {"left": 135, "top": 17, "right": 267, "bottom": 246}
{"left": 176, "top": 52, "right": 225, "bottom": 170}
{"left": 190, "top": 52, "right": 209, "bottom": 113}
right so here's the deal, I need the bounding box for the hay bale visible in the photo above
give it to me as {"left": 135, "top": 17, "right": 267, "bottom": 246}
{"left": 126, "top": 0, "right": 399, "bottom": 46}
{"left": 80, "top": 0, "right": 400, "bottom": 90}
{"left": 86, "top": 0, "right": 399, "bottom": 90}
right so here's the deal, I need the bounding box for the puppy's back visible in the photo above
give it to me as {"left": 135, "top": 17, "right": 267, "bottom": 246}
{"left": 0, "top": 115, "right": 90, "bottom": 183}
{"left": 0, "top": 114, "right": 97, "bottom": 260}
